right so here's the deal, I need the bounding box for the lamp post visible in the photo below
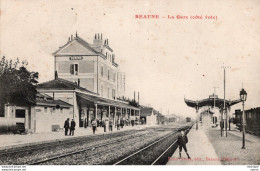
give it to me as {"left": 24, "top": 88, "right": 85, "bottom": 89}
{"left": 240, "top": 88, "right": 247, "bottom": 149}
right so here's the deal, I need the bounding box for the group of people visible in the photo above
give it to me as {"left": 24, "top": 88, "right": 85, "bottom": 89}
{"left": 91, "top": 118, "right": 131, "bottom": 134}
{"left": 91, "top": 118, "right": 113, "bottom": 134}
{"left": 63, "top": 118, "right": 76, "bottom": 136}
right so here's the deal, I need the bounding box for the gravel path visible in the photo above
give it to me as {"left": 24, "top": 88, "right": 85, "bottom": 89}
{"left": 204, "top": 128, "right": 260, "bottom": 165}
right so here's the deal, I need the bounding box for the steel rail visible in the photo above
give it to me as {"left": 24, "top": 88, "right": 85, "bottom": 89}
{"left": 0, "top": 129, "right": 141, "bottom": 156}
{"left": 28, "top": 131, "right": 155, "bottom": 165}
{"left": 151, "top": 125, "right": 193, "bottom": 165}
{"left": 113, "top": 130, "right": 179, "bottom": 165}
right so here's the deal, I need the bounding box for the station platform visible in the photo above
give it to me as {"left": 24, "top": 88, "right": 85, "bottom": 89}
{"left": 0, "top": 124, "right": 155, "bottom": 150}
{"left": 167, "top": 126, "right": 221, "bottom": 165}
{"left": 167, "top": 124, "right": 260, "bottom": 165}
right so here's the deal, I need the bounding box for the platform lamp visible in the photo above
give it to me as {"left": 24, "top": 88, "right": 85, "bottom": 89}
{"left": 240, "top": 88, "right": 247, "bottom": 149}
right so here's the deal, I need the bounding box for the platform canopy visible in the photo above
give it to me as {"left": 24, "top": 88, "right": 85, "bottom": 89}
{"left": 77, "top": 93, "right": 140, "bottom": 111}
{"left": 184, "top": 94, "right": 241, "bottom": 110}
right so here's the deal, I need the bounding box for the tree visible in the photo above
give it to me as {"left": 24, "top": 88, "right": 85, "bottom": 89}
{"left": 0, "top": 56, "right": 38, "bottom": 117}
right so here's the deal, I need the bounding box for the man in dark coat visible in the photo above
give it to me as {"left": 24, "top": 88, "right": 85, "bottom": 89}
{"left": 109, "top": 119, "right": 113, "bottom": 132}
{"left": 64, "top": 118, "right": 70, "bottom": 136}
{"left": 177, "top": 131, "right": 191, "bottom": 159}
{"left": 69, "top": 119, "right": 76, "bottom": 136}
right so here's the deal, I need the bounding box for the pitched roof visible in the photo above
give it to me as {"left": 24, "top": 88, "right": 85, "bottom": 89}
{"left": 184, "top": 97, "right": 241, "bottom": 109}
{"left": 37, "top": 78, "right": 97, "bottom": 94}
{"left": 36, "top": 99, "right": 72, "bottom": 108}
{"left": 53, "top": 36, "right": 99, "bottom": 56}
{"left": 36, "top": 93, "right": 72, "bottom": 108}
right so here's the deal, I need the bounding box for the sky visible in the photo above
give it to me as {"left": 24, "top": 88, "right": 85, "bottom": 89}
{"left": 1, "top": 0, "right": 260, "bottom": 119}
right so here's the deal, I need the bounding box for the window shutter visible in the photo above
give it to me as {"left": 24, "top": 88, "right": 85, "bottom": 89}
{"left": 70, "top": 64, "right": 74, "bottom": 74}
{"left": 75, "top": 64, "right": 78, "bottom": 72}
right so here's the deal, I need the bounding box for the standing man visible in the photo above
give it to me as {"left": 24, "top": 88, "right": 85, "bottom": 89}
{"left": 177, "top": 131, "right": 191, "bottom": 159}
{"left": 109, "top": 119, "right": 113, "bottom": 132}
{"left": 104, "top": 119, "right": 109, "bottom": 132}
{"left": 116, "top": 119, "right": 120, "bottom": 130}
{"left": 91, "top": 118, "right": 97, "bottom": 134}
{"left": 69, "top": 119, "right": 76, "bottom": 136}
{"left": 64, "top": 118, "right": 70, "bottom": 136}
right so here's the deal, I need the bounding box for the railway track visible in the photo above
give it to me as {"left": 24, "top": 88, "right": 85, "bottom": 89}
{"left": 0, "top": 129, "right": 143, "bottom": 156}
{"left": 113, "top": 124, "right": 193, "bottom": 165}
{"left": 29, "top": 125, "right": 189, "bottom": 165}
{"left": 0, "top": 124, "right": 193, "bottom": 165}
{"left": 28, "top": 130, "right": 154, "bottom": 165}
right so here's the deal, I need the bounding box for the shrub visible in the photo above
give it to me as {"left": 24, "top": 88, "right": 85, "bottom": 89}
{"left": 0, "top": 125, "right": 19, "bottom": 135}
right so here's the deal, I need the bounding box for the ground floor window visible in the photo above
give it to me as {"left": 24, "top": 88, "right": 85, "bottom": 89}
{"left": 15, "top": 109, "right": 25, "bottom": 118}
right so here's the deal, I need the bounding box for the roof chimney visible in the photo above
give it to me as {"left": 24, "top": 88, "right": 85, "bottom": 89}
{"left": 138, "top": 92, "right": 139, "bottom": 105}
{"left": 134, "top": 91, "right": 135, "bottom": 102}
{"left": 55, "top": 71, "right": 58, "bottom": 80}
{"left": 71, "top": 35, "right": 73, "bottom": 40}
{"left": 93, "top": 33, "right": 103, "bottom": 49}
{"left": 101, "top": 34, "right": 103, "bottom": 40}
{"left": 76, "top": 31, "right": 78, "bottom": 37}
{"left": 78, "top": 79, "right": 80, "bottom": 87}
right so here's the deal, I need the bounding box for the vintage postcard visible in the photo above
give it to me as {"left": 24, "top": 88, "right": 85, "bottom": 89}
{"left": 0, "top": 0, "right": 259, "bottom": 170}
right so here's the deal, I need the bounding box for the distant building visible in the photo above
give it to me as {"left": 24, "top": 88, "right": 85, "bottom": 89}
{"left": 168, "top": 117, "right": 176, "bottom": 122}
{"left": 140, "top": 107, "right": 158, "bottom": 125}
{"left": 200, "top": 108, "right": 214, "bottom": 125}
{"left": 186, "top": 117, "right": 191, "bottom": 122}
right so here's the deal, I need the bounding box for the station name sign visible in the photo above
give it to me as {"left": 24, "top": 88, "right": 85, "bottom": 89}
{"left": 209, "top": 95, "right": 218, "bottom": 99}
{"left": 69, "top": 56, "right": 83, "bottom": 60}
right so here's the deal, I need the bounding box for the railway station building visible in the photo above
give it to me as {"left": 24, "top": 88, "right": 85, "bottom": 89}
{"left": 2, "top": 33, "right": 141, "bottom": 133}
{"left": 37, "top": 33, "right": 140, "bottom": 130}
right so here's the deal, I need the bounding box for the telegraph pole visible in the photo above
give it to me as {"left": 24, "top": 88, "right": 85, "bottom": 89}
{"left": 221, "top": 66, "right": 231, "bottom": 137}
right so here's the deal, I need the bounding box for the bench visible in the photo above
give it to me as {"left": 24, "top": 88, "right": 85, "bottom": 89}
{"left": 51, "top": 125, "right": 63, "bottom": 132}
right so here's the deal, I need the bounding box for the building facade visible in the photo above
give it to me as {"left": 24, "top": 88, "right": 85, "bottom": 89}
{"left": 37, "top": 33, "right": 140, "bottom": 130}
{"left": 53, "top": 33, "right": 125, "bottom": 100}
